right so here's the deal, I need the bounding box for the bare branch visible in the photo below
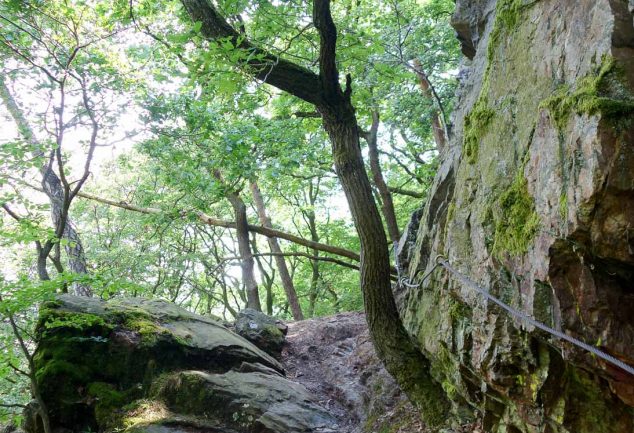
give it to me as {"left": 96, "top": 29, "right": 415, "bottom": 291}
{"left": 0, "top": 403, "right": 27, "bottom": 409}
{"left": 388, "top": 186, "right": 424, "bottom": 199}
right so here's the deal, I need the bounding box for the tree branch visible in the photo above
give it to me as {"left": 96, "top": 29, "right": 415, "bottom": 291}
{"left": 388, "top": 186, "right": 424, "bottom": 199}
{"left": 180, "top": 0, "right": 324, "bottom": 105}
{"left": 313, "top": 0, "right": 340, "bottom": 99}
{"left": 74, "top": 190, "right": 361, "bottom": 262}
{"left": 0, "top": 403, "right": 27, "bottom": 409}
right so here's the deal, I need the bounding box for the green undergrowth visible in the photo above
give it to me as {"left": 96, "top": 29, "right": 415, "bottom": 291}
{"left": 540, "top": 56, "right": 634, "bottom": 130}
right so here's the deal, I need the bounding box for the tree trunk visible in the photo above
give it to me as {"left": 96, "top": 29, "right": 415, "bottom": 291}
{"left": 305, "top": 205, "right": 320, "bottom": 318}
{"left": 0, "top": 77, "right": 91, "bottom": 296}
{"left": 178, "top": 0, "right": 451, "bottom": 423}
{"left": 250, "top": 181, "right": 304, "bottom": 320}
{"left": 364, "top": 111, "right": 400, "bottom": 243}
{"left": 36, "top": 249, "right": 51, "bottom": 282}
{"left": 226, "top": 192, "right": 262, "bottom": 311}
{"left": 413, "top": 59, "right": 447, "bottom": 151}
{"left": 41, "top": 166, "right": 92, "bottom": 296}
{"left": 251, "top": 235, "right": 275, "bottom": 315}
{"left": 321, "top": 99, "right": 450, "bottom": 425}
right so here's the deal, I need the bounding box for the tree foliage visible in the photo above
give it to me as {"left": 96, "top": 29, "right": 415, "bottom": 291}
{"left": 0, "top": 0, "right": 459, "bottom": 422}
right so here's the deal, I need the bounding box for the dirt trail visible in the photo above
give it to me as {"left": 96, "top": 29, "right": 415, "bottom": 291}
{"left": 281, "top": 312, "right": 425, "bottom": 433}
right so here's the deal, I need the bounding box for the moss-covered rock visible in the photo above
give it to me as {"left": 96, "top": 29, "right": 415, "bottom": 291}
{"left": 151, "top": 370, "right": 336, "bottom": 432}
{"left": 234, "top": 308, "right": 287, "bottom": 358}
{"left": 28, "top": 295, "right": 314, "bottom": 433}
{"left": 540, "top": 56, "right": 634, "bottom": 131}
{"left": 398, "top": 0, "right": 634, "bottom": 432}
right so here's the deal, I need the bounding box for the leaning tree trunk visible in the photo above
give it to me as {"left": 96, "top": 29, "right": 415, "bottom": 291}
{"left": 250, "top": 181, "right": 304, "bottom": 320}
{"left": 413, "top": 59, "right": 447, "bottom": 151}
{"left": 226, "top": 192, "right": 262, "bottom": 311}
{"left": 179, "top": 0, "right": 450, "bottom": 425}
{"left": 364, "top": 111, "right": 400, "bottom": 244}
{"left": 41, "top": 166, "right": 92, "bottom": 296}
{"left": 321, "top": 98, "right": 450, "bottom": 426}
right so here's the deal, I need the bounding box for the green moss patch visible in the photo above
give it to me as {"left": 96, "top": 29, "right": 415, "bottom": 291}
{"left": 462, "top": 0, "right": 531, "bottom": 164}
{"left": 487, "top": 0, "right": 525, "bottom": 62}
{"left": 39, "top": 308, "right": 111, "bottom": 336}
{"left": 491, "top": 166, "right": 540, "bottom": 257}
{"left": 87, "top": 382, "right": 141, "bottom": 428}
{"left": 540, "top": 56, "right": 634, "bottom": 130}
{"left": 463, "top": 100, "right": 496, "bottom": 164}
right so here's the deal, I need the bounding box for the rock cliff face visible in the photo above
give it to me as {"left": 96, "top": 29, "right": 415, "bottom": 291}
{"left": 398, "top": 1, "right": 634, "bottom": 432}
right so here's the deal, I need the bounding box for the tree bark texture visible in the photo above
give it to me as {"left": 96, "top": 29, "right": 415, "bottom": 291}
{"left": 0, "top": 77, "right": 91, "bottom": 296}
{"left": 226, "top": 191, "right": 262, "bottom": 311}
{"left": 304, "top": 194, "right": 320, "bottom": 318}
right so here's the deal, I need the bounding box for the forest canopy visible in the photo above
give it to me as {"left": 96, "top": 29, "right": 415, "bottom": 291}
{"left": 0, "top": 0, "right": 459, "bottom": 421}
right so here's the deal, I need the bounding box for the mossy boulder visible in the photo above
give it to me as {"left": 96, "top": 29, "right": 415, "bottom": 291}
{"left": 28, "top": 295, "right": 336, "bottom": 433}
{"left": 234, "top": 308, "right": 287, "bottom": 357}
{"left": 147, "top": 370, "right": 336, "bottom": 432}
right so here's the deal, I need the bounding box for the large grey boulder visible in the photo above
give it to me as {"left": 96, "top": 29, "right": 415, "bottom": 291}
{"left": 397, "top": 1, "right": 634, "bottom": 432}
{"left": 27, "top": 295, "right": 334, "bottom": 433}
{"left": 153, "top": 370, "right": 336, "bottom": 433}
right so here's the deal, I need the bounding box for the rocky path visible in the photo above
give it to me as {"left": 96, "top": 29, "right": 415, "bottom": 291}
{"left": 281, "top": 312, "right": 426, "bottom": 433}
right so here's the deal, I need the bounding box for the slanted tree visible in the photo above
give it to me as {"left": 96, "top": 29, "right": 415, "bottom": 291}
{"left": 213, "top": 171, "right": 262, "bottom": 311}
{"left": 179, "top": 0, "right": 449, "bottom": 423}
{"left": 360, "top": 111, "right": 400, "bottom": 244}
{"left": 250, "top": 181, "right": 304, "bottom": 320}
{"left": 413, "top": 59, "right": 448, "bottom": 151}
